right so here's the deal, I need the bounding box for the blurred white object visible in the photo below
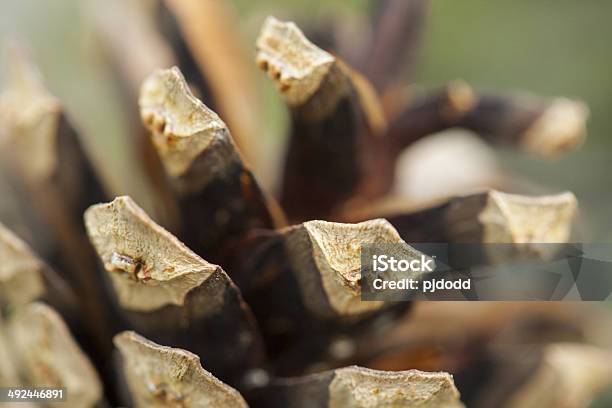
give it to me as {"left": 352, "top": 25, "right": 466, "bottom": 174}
{"left": 393, "top": 129, "right": 503, "bottom": 202}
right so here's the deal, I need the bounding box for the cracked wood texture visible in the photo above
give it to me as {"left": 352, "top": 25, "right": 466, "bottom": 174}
{"left": 251, "top": 365, "right": 463, "bottom": 408}
{"left": 256, "top": 17, "right": 387, "bottom": 222}
{"left": 115, "top": 331, "right": 248, "bottom": 408}
{"left": 139, "top": 66, "right": 282, "bottom": 264}
{"left": 85, "top": 196, "right": 265, "bottom": 386}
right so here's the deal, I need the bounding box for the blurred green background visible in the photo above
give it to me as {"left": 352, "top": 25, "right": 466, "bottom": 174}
{"left": 1, "top": 0, "right": 610, "bottom": 240}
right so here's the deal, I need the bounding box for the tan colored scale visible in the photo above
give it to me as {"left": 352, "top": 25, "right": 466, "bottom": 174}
{"left": 114, "top": 331, "right": 248, "bottom": 408}
{"left": 479, "top": 190, "right": 577, "bottom": 244}
{"left": 0, "top": 223, "right": 45, "bottom": 308}
{"left": 283, "top": 219, "right": 433, "bottom": 318}
{"left": 256, "top": 16, "right": 336, "bottom": 107}
{"left": 507, "top": 343, "right": 612, "bottom": 408}
{"left": 328, "top": 366, "right": 463, "bottom": 408}
{"left": 521, "top": 98, "right": 588, "bottom": 157}
{"left": 84, "top": 195, "right": 220, "bottom": 311}
{"left": 139, "top": 67, "right": 238, "bottom": 182}
{"left": 7, "top": 303, "right": 102, "bottom": 408}
{"left": 0, "top": 43, "right": 61, "bottom": 181}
